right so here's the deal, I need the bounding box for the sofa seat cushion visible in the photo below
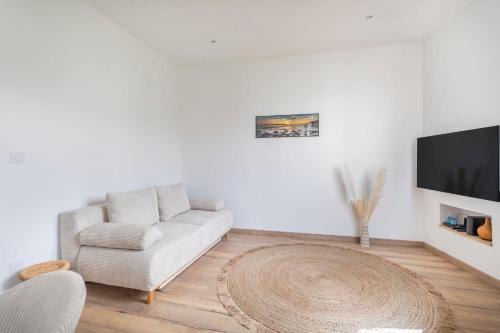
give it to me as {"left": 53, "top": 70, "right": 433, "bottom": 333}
{"left": 79, "top": 223, "right": 162, "bottom": 250}
{"left": 106, "top": 188, "right": 159, "bottom": 225}
{"left": 169, "top": 209, "right": 232, "bottom": 226}
{"left": 153, "top": 222, "right": 200, "bottom": 241}
{"left": 77, "top": 211, "right": 233, "bottom": 291}
{"left": 169, "top": 209, "right": 233, "bottom": 251}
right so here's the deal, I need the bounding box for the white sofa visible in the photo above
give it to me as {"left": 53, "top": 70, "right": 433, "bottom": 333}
{"left": 60, "top": 184, "right": 232, "bottom": 304}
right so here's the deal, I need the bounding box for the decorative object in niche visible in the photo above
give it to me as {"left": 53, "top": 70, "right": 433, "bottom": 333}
{"left": 466, "top": 216, "right": 485, "bottom": 236}
{"left": 342, "top": 166, "right": 387, "bottom": 248}
{"left": 457, "top": 214, "right": 467, "bottom": 226}
{"left": 477, "top": 217, "right": 492, "bottom": 241}
{"left": 255, "top": 113, "right": 319, "bottom": 138}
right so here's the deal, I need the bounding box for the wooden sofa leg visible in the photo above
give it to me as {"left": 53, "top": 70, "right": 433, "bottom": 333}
{"left": 223, "top": 231, "right": 229, "bottom": 240}
{"left": 146, "top": 290, "right": 155, "bottom": 305}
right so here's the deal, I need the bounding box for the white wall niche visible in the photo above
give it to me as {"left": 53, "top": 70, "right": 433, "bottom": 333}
{"left": 439, "top": 203, "right": 492, "bottom": 247}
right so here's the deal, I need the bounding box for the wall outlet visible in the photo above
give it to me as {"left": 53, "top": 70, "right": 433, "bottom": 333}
{"left": 10, "top": 259, "right": 24, "bottom": 273}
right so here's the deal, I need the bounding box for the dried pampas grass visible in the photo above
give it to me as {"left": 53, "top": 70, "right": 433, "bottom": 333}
{"left": 343, "top": 166, "right": 386, "bottom": 247}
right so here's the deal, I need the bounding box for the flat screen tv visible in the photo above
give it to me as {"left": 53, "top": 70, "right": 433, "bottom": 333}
{"left": 417, "top": 126, "right": 500, "bottom": 202}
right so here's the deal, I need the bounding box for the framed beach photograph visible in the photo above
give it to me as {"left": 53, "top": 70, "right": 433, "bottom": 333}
{"left": 255, "top": 113, "right": 319, "bottom": 138}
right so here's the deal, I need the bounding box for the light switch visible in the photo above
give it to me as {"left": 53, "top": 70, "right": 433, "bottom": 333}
{"left": 10, "top": 152, "right": 25, "bottom": 164}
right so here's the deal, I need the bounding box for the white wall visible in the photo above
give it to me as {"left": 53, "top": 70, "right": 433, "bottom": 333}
{"left": 178, "top": 43, "right": 423, "bottom": 241}
{"left": 0, "top": 0, "right": 181, "bottom": 291}
{"left": 423, "top": 0, "right": 500, "bottom": 279}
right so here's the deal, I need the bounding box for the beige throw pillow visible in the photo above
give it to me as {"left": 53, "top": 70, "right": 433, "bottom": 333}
{"left": 156, "top": 183, "right": 191, "bottom": 221}
{"left": 106, "top": 187, "right": 159, "bottom": 225}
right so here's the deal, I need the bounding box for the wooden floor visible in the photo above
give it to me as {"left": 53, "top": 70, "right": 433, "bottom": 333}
{"left": 77, "top": 232, "right": 500, "bottom": 333}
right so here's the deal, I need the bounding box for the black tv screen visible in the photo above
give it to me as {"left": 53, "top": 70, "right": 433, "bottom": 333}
{"left": 417, "top": 126, "right": 500, "bottom": 202}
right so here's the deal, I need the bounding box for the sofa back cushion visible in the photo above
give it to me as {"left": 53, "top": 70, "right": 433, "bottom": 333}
{"left": 189, "top": 198, "right": 225, "bottom": 212}
{"left": 106, "top": 187, "right": 159, "bottom": 225}
{"left": 80, "top": 223, "right": 162, "bottom": 250}
{"left": 156, "top": 183, "right": 191, "bottom": 221}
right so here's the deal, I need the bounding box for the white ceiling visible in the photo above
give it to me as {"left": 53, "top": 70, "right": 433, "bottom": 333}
{"left": 86, "top": 0, "right": 470, "bottom": 66}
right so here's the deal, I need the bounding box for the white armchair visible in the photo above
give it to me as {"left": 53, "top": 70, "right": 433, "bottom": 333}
{"left": 0, "top": 271, "right": 86, "bottom": 333}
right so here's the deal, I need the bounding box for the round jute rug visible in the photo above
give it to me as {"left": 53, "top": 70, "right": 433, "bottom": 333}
{"left": 217, "top": 243, "right": 455, "bottom": 333}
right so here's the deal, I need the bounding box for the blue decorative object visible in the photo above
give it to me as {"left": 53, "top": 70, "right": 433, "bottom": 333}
{"left": 445, "top": 216, "right": 458, "bottom": 226}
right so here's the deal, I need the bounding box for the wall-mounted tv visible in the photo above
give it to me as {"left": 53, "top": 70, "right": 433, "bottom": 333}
{"left": 417, "top": 126, "right": 500, "bottom": 202}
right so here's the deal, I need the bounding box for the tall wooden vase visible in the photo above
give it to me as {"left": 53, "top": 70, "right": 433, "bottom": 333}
{"left": 360, "top": 223, "right": 370, "bottom": 248}
{"left": 477, "top": 217, "right": 492, "bottom": 241}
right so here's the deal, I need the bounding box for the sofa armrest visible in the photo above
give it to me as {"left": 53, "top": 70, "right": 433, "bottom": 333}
{"left": 60, "top": 204, "right": 108, "bottom": 269}
{"left": 189, "top": 198, "right": 225, "bottom": 212}
{"left": 0, "top": 271, "right": 86, "bottom": 333}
